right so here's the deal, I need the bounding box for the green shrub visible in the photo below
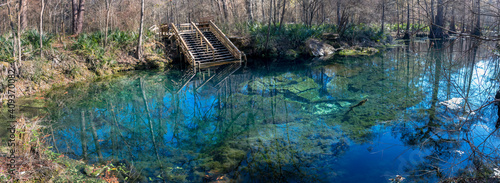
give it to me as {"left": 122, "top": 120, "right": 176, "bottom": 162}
{"left": 108, "top": 30, "right": 137, "bottom": 49}
{"left": 248, "top": 23, "right": 336, "bottom": 55}
{"left": 0, "top": 34, "right": 15, "bottom": 63}
{"left": 340, "top": 23, "right": 391, "bottom": 44}
{"left": 22, "top": 29, "right": 54, "bottom": 51}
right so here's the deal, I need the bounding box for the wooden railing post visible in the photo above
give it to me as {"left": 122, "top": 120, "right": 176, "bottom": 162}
{"left": 191, "top": 22, "right": 216, "bottom": 62}
{"left": 171, "top": 23, "right": 196, "bottom": 65}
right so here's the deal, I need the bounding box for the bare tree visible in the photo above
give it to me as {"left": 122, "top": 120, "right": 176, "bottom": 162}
{"left": 472, "top": 0, "right": 481, "bottom": 35}
{"left": 246, "top": 0, "right": 254, "bottom": 22}
{"left": 278, "top": 0, "right": 287, "bottom": 31}
{"left": 380, "top": 0, "right": 385, "bottom": 33}
{"left": 429, "top": 0, "right": 444, "bottom": 38}
{"left": 137, "top": 0, "right": 145, "bottom": 59}
{"left": 19, "top": 0, "right": 27, "bottom": 31}
{"left": 40, "top": 0, "right": 45, "bottom": 57}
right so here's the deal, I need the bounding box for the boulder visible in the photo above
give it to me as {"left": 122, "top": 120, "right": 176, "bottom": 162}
{"left": 305, "top": 38, "right": 336, "bottom": 57}
{"left": 321, "top": 33, "right": 339, "bottom": 41}
{"left": 229, "top": 36, "right": 251, "bottom": 49}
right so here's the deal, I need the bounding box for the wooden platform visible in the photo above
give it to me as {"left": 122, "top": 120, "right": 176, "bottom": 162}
{"left": 160, "top": 21, "right": 244, "bottom": 67}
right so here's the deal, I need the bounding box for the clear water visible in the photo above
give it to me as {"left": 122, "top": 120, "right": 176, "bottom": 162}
{"left": 43, "top": 40, "right": 500, "bottom": 182}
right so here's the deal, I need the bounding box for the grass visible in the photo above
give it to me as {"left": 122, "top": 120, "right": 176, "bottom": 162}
{"left": 0, "top": 116, "right": 139, "bottom": 182}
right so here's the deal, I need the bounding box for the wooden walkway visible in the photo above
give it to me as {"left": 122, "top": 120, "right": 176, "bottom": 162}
{"left": 159, "top": 21, "right": 244, "bottom": 67}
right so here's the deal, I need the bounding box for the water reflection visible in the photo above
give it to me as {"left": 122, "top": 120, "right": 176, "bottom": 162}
{"left": 44, "top": 39, "right": 500, "bottom": 182}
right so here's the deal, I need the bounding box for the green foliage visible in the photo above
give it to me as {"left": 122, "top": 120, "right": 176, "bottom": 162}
{"left": 22, "top": 29, "right": 54, "bottom": 51}
{"left": 0, "top": 34, "right": 15, "bottom": 63}
{"left": 248, "top": 23, "right": 336, "bottom": 55}
{"left": 108, "top": 30, "right": 137, "bottom": 49}
{"left": 73, "top": 32, "right": 107, "bottom": 62}
{"left": 340, "top": 23, "right": 390, "bottom": 44}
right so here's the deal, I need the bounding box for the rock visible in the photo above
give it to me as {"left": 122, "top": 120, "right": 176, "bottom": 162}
{"left": 144, "top": 55, "right": 170, "bottom": 69}
{"left": 338, "top": 47, "right": 379, "bottom": 56}
{"left": 229, "top": 36, "right": 251, "bottom": 49}
{"left": 313, "top": 103, "right": 340, "bottom": 115}
{"left": 439, "top": 98, "right": 464, "bottom": 111}
{"left": 84, "top": 165, "right": 105, "bottom": 177}
{"left": 285, "top": 49, "right": 299, "bottom": 60}
{"left": 305, "top": 38, "right": 336, "bottom": 57}
{"left": 321, "top": 33, "right": 339, "bottom": 41}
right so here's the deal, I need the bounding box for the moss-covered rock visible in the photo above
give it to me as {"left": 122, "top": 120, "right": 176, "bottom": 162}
{"left": 338, "top": 47, "right": 380, "bottom": 56}
{"left": 285, "top": 49, "right": 299, "bottom": 60}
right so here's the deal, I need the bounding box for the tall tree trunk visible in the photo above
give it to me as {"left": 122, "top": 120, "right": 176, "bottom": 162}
{"left": 72, "top": 0, "right": 79, "bottom": 34}
{"left": 429, "top": 0, "right": 444, "bottom": 38}
{"left": 473, "top": 0, "right": 481, "bottom": 36}
{"left": 104, "top": 0, "right": 111, "bottom": 47}
{"left": 337, "top": 1, "right": 341, "bottom": 26}
{"left": 278, "top": 0, "right": 287, "bottom": 31}
{"left": 449, "top": 8, "right": 456, "bottom": 34}
{"left": 245, "top": 0, "right": 254, "bottom": 22}
{"left": 137, "top": 0, "right": 145, "bottom": 59}
{"left": 403, "top": 0, "right": 410, "bottom": 39}
{"left": 89, "top": 111, "right": 103, "bottom": 163}
{"left": 380, "top": 0, "right": 385, "bottom": 33}
{"left": 19, "top": 0, "right": 27, "bottom": 31}
{"left": 40, "top": 0, "right": 45, "bottom": 57}
{"left": 221, "top": 0, "right": 229, "bottom": 21}
{"left": 140, "top": 78, "right": 161, "bottom": 162}
{"left": 396, "top": 0, "right": 400, "bottom": 37}
{"left": 265, "top": 0, "right": 273, "bottom": 50}
{"left": 80, "top": 111, "right": 88, "bottom": 160}
{"left": 75, "top": 0, "right": 86, "bottom": 35}
{"left": 17, "top": 1, "right": 22, "bottom": 75}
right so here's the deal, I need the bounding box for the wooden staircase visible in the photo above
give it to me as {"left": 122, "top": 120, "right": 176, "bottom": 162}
{"left": 166, "top": 21, "right": 244, "bottom": 68}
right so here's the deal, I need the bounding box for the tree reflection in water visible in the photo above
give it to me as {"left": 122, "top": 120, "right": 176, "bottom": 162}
{"left": 392, "top": 39, "right": 500, "bottom": 181}
{"left": 43, "top": 39, "right": 500, "bottom": 182}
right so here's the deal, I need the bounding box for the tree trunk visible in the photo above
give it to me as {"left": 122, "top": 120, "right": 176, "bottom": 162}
{"left": 140, "top": 78, "right": 161, "bottom": 162}
{"left": 380, "top": 0, "right": 385, "bottom": 33}
{"left": 264, "top": 0, "right": 273, "bottom": 50}
{"left": 40, "top": 0, "right": 45, "bottom": 57}
{"left": 136, "top": 0, "right": 145, "bottom": 59}
{"left": 337, "top": 1, "right": 341, "bottom": 26}
{"left": 245, "top": 0, "right": 254, "bottom": 22}
{"left": 396, "top": 0, "right": 400, "bottom": 37}
{"left": 403, "top": 0, "right": 410, "bottom": 39}
{"left": 89, "top": 111, "right": 103, "bottom": 163}
{"left": 473, "top": 0, "right": 481, "bottom": 36}
{"left": 278, "top": 0, "right": 286, "bottom": 31}
{"left": 221, "top": 0, "right": 229, "bottom": 21}
{"left": 429, "top": 0, "right": 444, "bottom": 38}
{"left": 19, "top": 0, "right": 27, "bottom": 31}
{"left": 17, "top": 2, "right": 22, "bottom": 74}
{"left": 449, "top": 8, "right": 456, "bottom": 34}
{"left": 104, "top": 0, "right": 111, "bottom": 47}
{"left": 72, "top": 0, "right": 79, "bottom": 34}
{"left": 75, "top": 0, "right": 86, "bottom": 35}
{"left": 80, "top": 111, "right": 88, "bottom": 160}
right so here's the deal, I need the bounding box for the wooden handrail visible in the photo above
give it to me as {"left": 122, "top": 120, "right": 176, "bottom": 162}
{"left": 191, "top": 22, "right": 215, "bottom": 61}
{"left": 171, "top": 23, "right": 196, "bottom": 65}
{"left": 209, "top": 20, "right": 242, "bottom": 61}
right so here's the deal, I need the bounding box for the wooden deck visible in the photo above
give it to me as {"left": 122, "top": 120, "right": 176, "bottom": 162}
{"left": 160, "top": 21, "right": 244, "bottom": 67}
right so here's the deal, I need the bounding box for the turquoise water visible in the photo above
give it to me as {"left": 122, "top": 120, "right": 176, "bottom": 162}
{"left": 45, "top": 40, "right": 500, "bottom": 182}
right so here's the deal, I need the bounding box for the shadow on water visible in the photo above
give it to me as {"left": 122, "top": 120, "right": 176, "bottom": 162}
{"left": 38, "top": 38, "right": 500, "bottom": 182}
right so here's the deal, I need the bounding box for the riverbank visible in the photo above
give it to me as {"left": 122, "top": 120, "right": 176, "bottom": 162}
{"left": 0, "top": 30, "right": 167, "bottom": 182}
{"left": 227, "top": 23, "right": 393, "bottom": 60}
{"left": 0, "top": 30, "right": 170, "bottom": 99}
